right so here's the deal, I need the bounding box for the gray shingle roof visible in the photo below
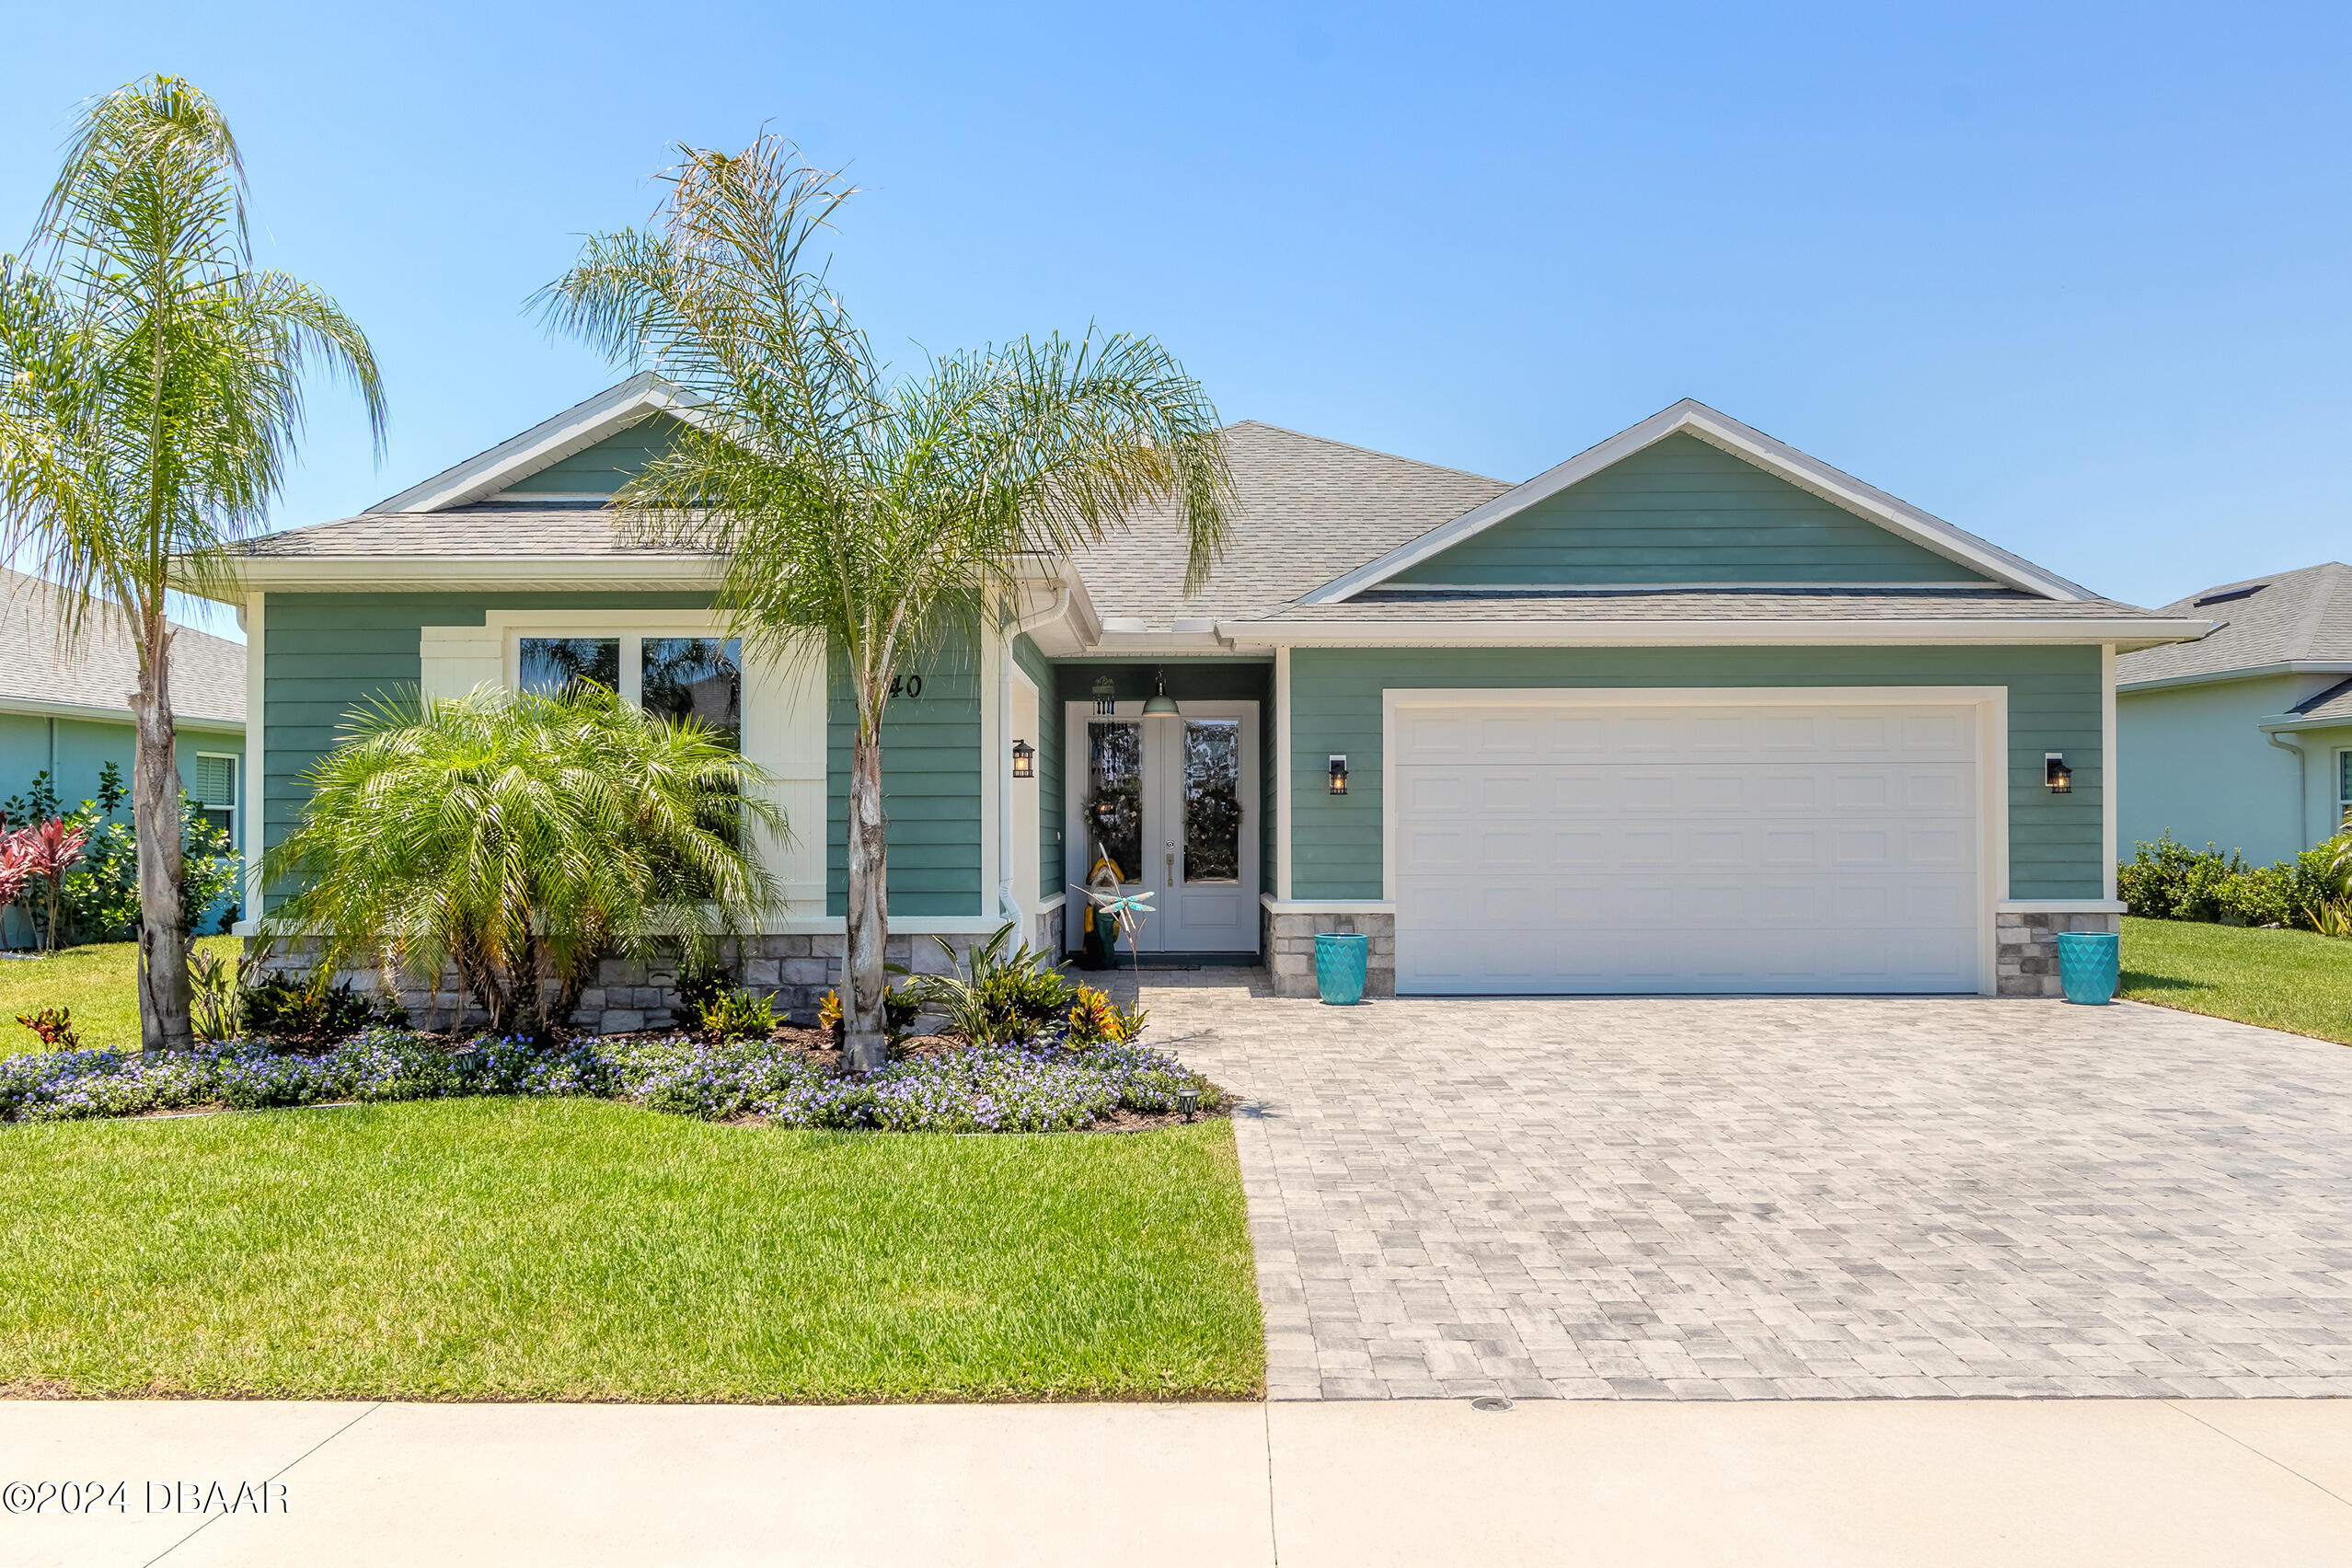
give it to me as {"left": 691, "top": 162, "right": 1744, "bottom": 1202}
{"left": 1247, "top": 586, "right": 2169, "bottom": 625}
{"left": 2287, "top": 674, "right": 2352, "bottom": 723}
{"left": 2116, "top": 562, "right": 2352, "bottom": 686}
{"left": 1070, "top": 421, "right": 1513, "bottom": 622}
{"left": 0, "top": 570, "right": 244, "bottom": 724}
{"left": 236, "top": 499, "right": 700, "bottom": 559}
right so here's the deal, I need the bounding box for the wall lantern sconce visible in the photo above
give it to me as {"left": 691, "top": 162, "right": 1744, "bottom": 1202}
{"left": 2045, "top": 752, "right": 2073, "bottom": 794}
{"left": 1011, "top": 739, "right": 1035, "bottom": 779}
{"left": 1328, "top": 755, "right": 1349, "bottom": 795}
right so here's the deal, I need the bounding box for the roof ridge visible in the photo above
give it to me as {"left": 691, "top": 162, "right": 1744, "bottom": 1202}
{"left": 1224, "top": 420, "right": 1509, "bottom": 486}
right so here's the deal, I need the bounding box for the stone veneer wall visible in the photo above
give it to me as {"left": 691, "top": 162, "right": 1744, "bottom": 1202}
{"left": 1263, "top": 906, "right": 1395, "bottom": 999}
{"left": 1994, "top": 909, "right": 2122, "bottom": 997}
{"left": 251, "top": 931, "right": 983, "bottom": 1035}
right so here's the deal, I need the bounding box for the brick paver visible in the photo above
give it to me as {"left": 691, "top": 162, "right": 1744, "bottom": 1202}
{"left": 1120, "top": 971, "right": 2352, "bottom": 1401}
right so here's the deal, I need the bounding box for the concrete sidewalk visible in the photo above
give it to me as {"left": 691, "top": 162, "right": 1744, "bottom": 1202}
{"left": 4, "top": 1399, "right": 2350, "bottom": 1566}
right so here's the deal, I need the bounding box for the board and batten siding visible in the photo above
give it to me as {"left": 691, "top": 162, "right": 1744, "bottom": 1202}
{"left": 824, "top": 630, "right": 984, "bottom": 917}
{"left": 1391, "top": 433, "right": 1993, "bottom": 587}
{"left": 1286, "top": 644, "right": 2106, "bottom": 902}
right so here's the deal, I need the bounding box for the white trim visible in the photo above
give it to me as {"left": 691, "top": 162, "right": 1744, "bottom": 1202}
{"left": 226, "top": 558, "right": 718, "bottom": 594}
{"left": 243, "top": 592, "right": 264, "bottom": 915}
{"left": 372, "top": 373, "right": 708, "bottom": 513}
{"left": 1260, "top": 895, "right": 1394, "bottom": 914}
{"left": 2255, "top": 710, "right": 2352, "bottom": 734}
{"left": 2118, "top": 660, "right": 2350, "bottom": 695}
{"left": 1299, "top": 399, "right": 2093, "bottom": 605}
{"left": 2101, "top": 644, "right": 2118, "bottom": 902}
{"left": 1379, "top": 686, "right": 2008, "bottom": 997}
{"left": 192, "top": 749, "right": 239, "bottom": 849}
{"left": 981, "top": 632, "right": 1003, "bottom": 921}
{"left": 0, "top": 694, "right": 241, "bottom": 731}
{"left": 1231, "top": 617, "right": 2209, "bottom": 651}
{"left": 1352, "top": 581, "right": 2031, "bottom": 594}
{"left": 1274, "top": 646, "right": 1293, "bottom": 902}
{"left": 1998, "top": 900, "right": 2129, "bottom": 914}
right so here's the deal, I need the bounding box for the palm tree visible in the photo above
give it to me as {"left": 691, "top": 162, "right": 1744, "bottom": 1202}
{"left": 538, "top": 135, "right": 1234, "bottom": 1070}
{"left": 263, "top": 685, "right": 781, "bottom": 1040}
{"left": 0, "top": 76, "right": 386, "bottom": 1051}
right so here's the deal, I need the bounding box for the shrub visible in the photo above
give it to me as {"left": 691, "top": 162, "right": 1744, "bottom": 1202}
{"left": 895, "top": 922, "right": 1072, "bottom": 1045}
{"left": 242, "top": 973, "right": 386, "bottom": 1048}
{"left": 15, "top": 1007, "right": 78, "bottom": 1051}
{"left": 1065, "top": 985, "right": 1147, "bottom": 1045}
{"left": 698, "top": 986, "right": 776, "bottom": 1045}
{"left": 6, "top": 765, "right": 242, "bottom": 946}
{"left": 262, "top": 685, "right": 781, "bottom": 1040}
{"left": 2119, "top": 829, "right": 2352, "bottom": 931}
{"left": 2117, "top": 836, "right": 2245, "bottom": 922}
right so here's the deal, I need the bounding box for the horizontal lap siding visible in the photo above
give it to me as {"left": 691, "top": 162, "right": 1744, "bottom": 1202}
{"left": 825, "top": 637, "right": 983, "bottom": 917}
{"left": 1014, "top": 635, "right": 1062, "bottom": 905}
{"left": 502, "top": 413, "right": 686, "bottom": 495}
{"left": 1392, "top": 434, "right": 1992, "bottom": 586}
{"left": 1289, "top": 645, "right": 2104, "bottom": 902}
{"left": 259, "top": 592, "right": 713, "bottom": 908}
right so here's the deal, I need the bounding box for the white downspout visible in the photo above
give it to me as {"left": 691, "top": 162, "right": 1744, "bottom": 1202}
{"left": 998, "top": 589, "right": 1070, "bottom": 935}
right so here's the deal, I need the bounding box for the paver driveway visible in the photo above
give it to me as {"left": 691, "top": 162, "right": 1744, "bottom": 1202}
{"left": 1127, "top": 973, "right": 2352, "bottom": 1401}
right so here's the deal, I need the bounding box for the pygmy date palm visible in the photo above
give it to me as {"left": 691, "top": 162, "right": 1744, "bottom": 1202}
{"left": 537, "top": 135, "right": 1234, "bottom": 1069}
{"left": 0, "top": 76, "right": 386, "bottom": 1050}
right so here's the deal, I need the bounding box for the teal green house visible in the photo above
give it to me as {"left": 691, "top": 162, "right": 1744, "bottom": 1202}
{"left": 2117, "top": 562, "right": 2352, "bottom": 867}
{"left": 0, "top": 569, "right": 248, "bottom": 946}
{"left": 221, "top": 377, "right": 2203, "bottom": 1015}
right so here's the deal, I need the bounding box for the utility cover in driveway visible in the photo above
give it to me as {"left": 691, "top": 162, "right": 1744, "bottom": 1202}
{"left": 1392, "top": 696, "right": 1982, "bottom": 994}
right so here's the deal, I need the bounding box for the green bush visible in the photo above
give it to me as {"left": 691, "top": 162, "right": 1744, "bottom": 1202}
{"left": 4, "top": 765, "right": 241, "bottom": 945}
{"left": 895, "top": 922, "right": 1073, "bottom": 1045}
{"left": 2120, "top": 830, "right": 2352, "bottom": 930}
{"left": 698, "top": 986, "right": 776, "bottom": 1045}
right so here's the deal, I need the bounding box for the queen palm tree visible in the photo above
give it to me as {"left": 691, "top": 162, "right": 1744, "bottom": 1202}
{"left": 539, "top": 135, "right": 1233, "bottom": 1070}
{"left": 0, "top": 76, "right": 386, "bottom": 1051}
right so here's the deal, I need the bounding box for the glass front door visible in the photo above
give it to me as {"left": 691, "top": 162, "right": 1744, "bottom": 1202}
{"left": 1068, "top": 700, "right": 1260, "bottom": 953}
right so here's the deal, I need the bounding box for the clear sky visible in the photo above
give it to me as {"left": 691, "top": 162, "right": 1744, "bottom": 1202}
{"left": 6, "top": 0, "right": 2347, "bottom": 640}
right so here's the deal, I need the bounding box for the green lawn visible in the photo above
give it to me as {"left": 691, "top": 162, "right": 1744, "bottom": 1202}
{"left": 2121, "top": 916, "right": 2352, "bottom": 1045}
{"left": 0, "top": 936, "right": 238, "bottom": 1055}
{"left": 0, "top": 1096, "right": 1262, "bottom": 1401}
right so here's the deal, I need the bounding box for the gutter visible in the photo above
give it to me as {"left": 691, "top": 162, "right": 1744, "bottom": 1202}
{"left": 1222, "top": 617, "right": 2215, "bottom": 651}
{"left": 2119, "top": 661, "right": 2352, "bottom": 696}
{"left": 0, "top": 695, "right": 244, "bottom": 731}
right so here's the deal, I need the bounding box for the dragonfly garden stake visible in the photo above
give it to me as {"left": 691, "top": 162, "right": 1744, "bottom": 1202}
{"left": 1074, "top": 883, "right": 1156, "bottom": 972}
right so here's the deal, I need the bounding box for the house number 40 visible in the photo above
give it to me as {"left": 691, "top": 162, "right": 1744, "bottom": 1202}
{"left": 888, "top": 674, "right": 926, "bottom": 698}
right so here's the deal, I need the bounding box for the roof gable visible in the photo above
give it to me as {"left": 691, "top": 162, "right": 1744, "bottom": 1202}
{"left": 1388, "top": 432, "right": 1993, "bottom": 589}
{"left": 372, "top": 373, "right": 704, "bottom": 513}
{"left": 1301, "top": 399, "right": 2090, "bottom": 604}
{"left": 500, "top": 410, "right": 686, "bottom": 497}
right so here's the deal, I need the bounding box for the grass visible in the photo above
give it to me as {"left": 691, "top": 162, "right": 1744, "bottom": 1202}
{"left": 0, "top": 936, "right": 238, "bottom": 1055}
{"left": 2121, "top": 915, "right": 2352, "bottom": 1045}
{"left": 0, "top": 1095, "right": 1262, "bottom": 1402}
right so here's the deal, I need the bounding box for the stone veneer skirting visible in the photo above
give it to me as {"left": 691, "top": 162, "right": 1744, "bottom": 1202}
{"left": 1264, "top": 906, "right": 1397, "bottom": 1000}
{"left": 1994, "top": 907, "right": 2124, "bottom": 998}
{"left": 251, "top": 931, "right": 986, "bottom": 1036}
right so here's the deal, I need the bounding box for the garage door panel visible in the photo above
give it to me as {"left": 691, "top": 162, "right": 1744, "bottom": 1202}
{"left": 1394, "top": 698, "right": 1982, "bottom": 995}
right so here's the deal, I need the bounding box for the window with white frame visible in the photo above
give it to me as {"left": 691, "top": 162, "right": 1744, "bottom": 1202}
{"left": 2339, "top": 749, "right": 2352, "bottom": 827}
{"left": 193, "top": 754, "right": 237, "bottom": 845}
{"left": 517, "top": 634, "right": 742, "bottom": 749}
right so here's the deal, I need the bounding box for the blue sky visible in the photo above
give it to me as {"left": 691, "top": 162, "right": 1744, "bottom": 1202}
{"left": 6, "top": 1, "right": 2348, "bottom": 639}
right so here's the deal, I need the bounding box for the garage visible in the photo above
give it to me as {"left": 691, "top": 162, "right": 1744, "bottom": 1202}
{"left": 1390, "top": 691, "right": 1989, "bottom": 995}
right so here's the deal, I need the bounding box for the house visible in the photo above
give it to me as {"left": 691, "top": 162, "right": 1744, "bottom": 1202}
{"left": 220, "top": 378, "right": 2204, "bottom": 1020}
{"left": 0, "top": 568, "right": 248, "bottom": 944}
{"left": 2116, "top": 562, "right": 2352, "bottom": 865}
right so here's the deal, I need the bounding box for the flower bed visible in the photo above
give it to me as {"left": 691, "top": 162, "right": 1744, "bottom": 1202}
{"left": 0, "top": 1028, "right": 1225, "bottom": 1133}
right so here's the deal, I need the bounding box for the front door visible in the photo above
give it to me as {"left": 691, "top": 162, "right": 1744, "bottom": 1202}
{"left": 1066, "top": 700, "right": 1260, "bottom": 953}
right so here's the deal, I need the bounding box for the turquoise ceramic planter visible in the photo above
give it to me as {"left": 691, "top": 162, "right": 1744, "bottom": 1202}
{"left": 2055, "top": 930, "right": 2119, "bottom": 1005}
{"left": 1315, "top": 933, "right": 1369, "bottom": 1005}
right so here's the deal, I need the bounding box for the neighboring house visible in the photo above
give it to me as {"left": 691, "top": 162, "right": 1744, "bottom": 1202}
{"left": 219, "top": 376, "right": 2203, "bottom": 1016}
{"left": 2116, "top": 562, "right": 2352, "bottom": 866}
{"left": 0, "top": 568, "right": 248, "bottom": 943}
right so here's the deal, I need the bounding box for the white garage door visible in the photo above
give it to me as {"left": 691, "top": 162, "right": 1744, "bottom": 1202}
{"left": 1393, "top": 696, "right": 1983, "bottom": 995}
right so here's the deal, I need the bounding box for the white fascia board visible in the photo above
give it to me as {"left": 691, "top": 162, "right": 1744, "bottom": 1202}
{"left": 2117, "top": 661, "right": 2352, "bottom": 695}
{"left": 373, "top": 373, "right": 709, "bottom": 513}
{"left": 1230, "top": 617, "right": 2213, "bottom": 650}
{"left": 1997, "top": 899, "right": 2129, "bottom": 914}
{"left": 234, "top": 557, "right": 721, "bottom": 592}
{"left": 1297, "top": 399, "right": 2093, "bottom": 605}
{"left": 0, "top": 694, "right": 242, "bottom": 730}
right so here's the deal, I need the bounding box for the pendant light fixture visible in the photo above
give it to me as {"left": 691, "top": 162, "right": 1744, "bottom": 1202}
{"left": 1141, "top": 669, "right": 1181, "bottom": 718}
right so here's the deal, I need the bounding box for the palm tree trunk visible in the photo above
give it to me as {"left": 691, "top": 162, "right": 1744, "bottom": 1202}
{"left": 844, "top": 727, "right": 889, "bottom": 1072}
{"left": 131, "top": 611, "right": 190, "bottom": 1053}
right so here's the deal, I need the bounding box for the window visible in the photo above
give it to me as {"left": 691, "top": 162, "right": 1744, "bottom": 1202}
{"left": 193, "top": 754, "right": 237, "bottom": 845}
{"left": 2340, "top": 750, "right": 2352, "bottom": 827}
{"left": 516, "top": 633, "right": 743, "bottom": 749}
